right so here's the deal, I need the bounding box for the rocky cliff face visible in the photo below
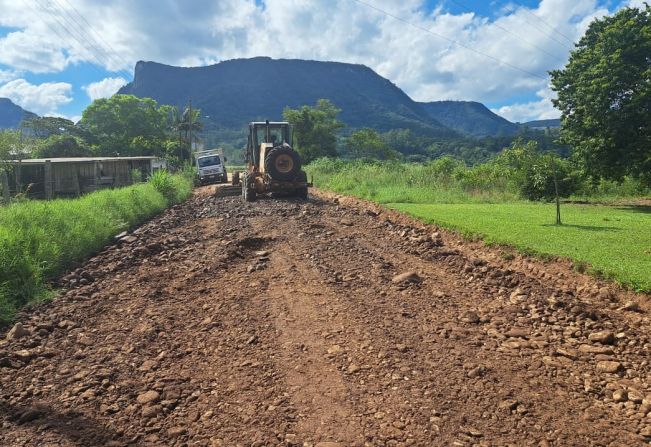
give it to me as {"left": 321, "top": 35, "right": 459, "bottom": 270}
{"left": 118, "top": 57, "right": 457, "bottom": 138}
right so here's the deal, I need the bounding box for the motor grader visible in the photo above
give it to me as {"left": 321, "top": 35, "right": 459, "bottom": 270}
{"left": 239, "top": 121, "right": 310, "bottom": 201}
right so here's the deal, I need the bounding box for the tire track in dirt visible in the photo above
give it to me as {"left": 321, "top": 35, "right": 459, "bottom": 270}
{"left": 1, "top": 186, "right": 650, "bottom": 446}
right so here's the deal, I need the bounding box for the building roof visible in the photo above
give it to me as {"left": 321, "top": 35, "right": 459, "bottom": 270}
{"left": 7, "top": 156, "right": 159, "bottom": 164}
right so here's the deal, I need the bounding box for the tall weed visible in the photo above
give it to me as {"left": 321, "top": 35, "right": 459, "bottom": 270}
{"left": 0, "top": 174, "right": 192, "bottom": 325}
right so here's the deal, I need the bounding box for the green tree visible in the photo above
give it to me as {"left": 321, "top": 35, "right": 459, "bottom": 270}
{"left": 80, "top": 94, "right": 173, "bottom": 156}
{"left": 283, "top": 99, "right": 344, "bottom": 163}
{"left": 32, "top": 135, "right": 93, "bottom": 158}
{"left": 21, "top": 117, "right": 85, "bottom": 139}
{"left": 550, "top": 5, "right": 651, "bottom": 185}
{"left": 344, "top": 128, "right": 400, "bottom": 160}
{"left": 495, "top": 140, "right": 577, "bottom": 201}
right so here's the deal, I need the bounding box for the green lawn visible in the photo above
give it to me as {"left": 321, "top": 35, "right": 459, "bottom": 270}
{"left": 390, "top": 202, "right": 651, "bottom": 292}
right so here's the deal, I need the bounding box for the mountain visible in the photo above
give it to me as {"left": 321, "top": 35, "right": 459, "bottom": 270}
{"left": 522, "top": 118, "right": 561, "bottom": 129}
{"left": 0, "top": 98, "right": 37, "bottom": 129}
{"left": 418, "top": 101, "right": 519, "bottom": 137}
{"left": 118, "top": 58, "right": 458, "bottom": 139}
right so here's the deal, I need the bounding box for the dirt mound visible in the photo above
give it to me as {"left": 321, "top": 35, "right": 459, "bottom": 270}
{"left": 1, "top": 186, "right": 650, "bottom": 446}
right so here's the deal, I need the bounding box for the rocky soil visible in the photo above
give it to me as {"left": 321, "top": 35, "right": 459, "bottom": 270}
{"left": 1, "top": 186, "right": 650, "bottom": 446}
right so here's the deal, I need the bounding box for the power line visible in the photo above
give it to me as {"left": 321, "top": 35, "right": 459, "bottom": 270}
{"left": 49, "top": 0, "right": 132, "bottom": 79}
{"left": 21, "top": 0, "right": 108, "bottom": 79}
{"left": 58, "top": 0, "right": 134, "bottom": 79}
{"left": 350, "top": 0, "right": 549, "bottom": 81}
{"left": 518, "top": 4, "right": 577, "bottom": 46}
{"left": 502, "top": 3, "right": 574, "bottom": 51}
{"left": 38, "top": 0, "right": 132, "bottom": 80}
{"left": 447, "top": 0, "right": 568, "bottom": 65}
{"left": 30, "top": 0, "right": 117, "bottom": 77}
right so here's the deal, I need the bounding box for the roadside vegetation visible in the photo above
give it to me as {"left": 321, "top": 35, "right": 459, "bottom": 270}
{"left": 394, "top": 203, "right": 651, "bottom": 292}
{"left": 0, "top": 171, "right": 192, "bottom": 325}
{"left": 308, "top": 157, "right": 650, "bottom": 292}
{"left": 303, "top": 5, "right": 650, "bottom": 292}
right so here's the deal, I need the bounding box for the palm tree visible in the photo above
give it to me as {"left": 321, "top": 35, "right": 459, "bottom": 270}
{"left": 169, "top": 105, "right": 204, "bottom": 160}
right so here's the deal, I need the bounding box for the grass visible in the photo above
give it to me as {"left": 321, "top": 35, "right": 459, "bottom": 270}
{"left": 391, "top": 202, "right": 651, "bottom": 292}
{"left": 0, "top": 172, "right": 193, "bottom": 325}
{"left": 307, "top": 158, "right": 650, "bottom": 293}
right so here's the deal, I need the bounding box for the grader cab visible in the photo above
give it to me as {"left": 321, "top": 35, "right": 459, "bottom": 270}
{"left": 240, "top": 121, "right": 310, "bottom": 201}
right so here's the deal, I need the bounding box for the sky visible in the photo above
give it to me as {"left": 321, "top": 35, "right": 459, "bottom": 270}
{"left": 0, "top": 0, "right": 644, "bottom": 123}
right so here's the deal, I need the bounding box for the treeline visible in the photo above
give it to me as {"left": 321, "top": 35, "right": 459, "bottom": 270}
{"left": 0, "top": 94, "right": 200, "bottom": 169}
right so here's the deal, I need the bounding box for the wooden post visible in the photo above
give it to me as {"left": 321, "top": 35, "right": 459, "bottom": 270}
{"left": 15, "top": 160, "right": 22, "bottom": 192}
{"left": 552, "top": 158, "right": 562, "bottom": 225}
{"left": 1, "top": 169, "right": 9, "bottom": 203}
{"left": 73, "top": 166, "right": 81, "bottom": 196}
{"left": 94, "top": 161, "right": 101, "bottom": 188}
{"left": 44, "top": 160, "right": 53, "bottom": 200}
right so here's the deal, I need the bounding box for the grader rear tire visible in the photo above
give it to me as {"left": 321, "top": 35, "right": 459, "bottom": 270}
{"left": 242, "top": 174, "right": 256, "bottom": 202}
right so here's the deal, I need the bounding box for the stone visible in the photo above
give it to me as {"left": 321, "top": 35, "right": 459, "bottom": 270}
{"left": 621, "top": 301, "right": 640, "bottom": 312}
{"left": 80, "top": 389, "right": 96, "bottom": 399}
{"left": 640, "top": 426, "right": 651, "bottom": 438}
{"left": 316, "top": 443, "right": 344, "bottom": 447}
{"left": 578, "top": 344, "right": 614, "bottom": 355}
{"left": 136, "top": 390, "right": 160, "bottom": 405}
{"left": 588, "top": 331, "right": 615, "bottom": 345}
{"left": 14, "top": 350, "right": 33, "bottom": 362}
{"left": 498, "top": 399, "right": 519, "bottom": 411}
{"left": 460, "top": 311, "right": 480, "bottom": 324}
{"left": 139, "top": 360, "right": 157, "bottom": 372}
{"left": 6, "top": 323, "right": 29, "bottom": 341}
{"left": 467, "top": 366, "right": 485, "bottom": 378}
{"left": 142, "top": 405, "right": 163, "bottom": 419}
{"left": 119, "top": 235, "right": 138, "bottom": 244}
{"left": 612, "top": 390, "right": 627, "bottom": 402}
{"left": 505, "top": 328, "right": 529, "bottom": 339}
{"left": 395, "top": 343, "right": 409, "bottom": 353}
{"left": 77, "top": 335, "right": 94, "bottom": 346}
{"left": 167, "top": 426, "right": 186, "bottom": 438}
{"left": 347, "top": 364, "right": 361, "bottom": 374}
{"left": 596, "top": 361, "right": 623, "bottom": 373}
{"left": 392, "top": 271, "right": 421, "bottom": 284}
{"left": 628, "top": 389, "right": 644, "bottom": 404}
{"left": 327, "top": 345, "right": 343, "bottom": 355}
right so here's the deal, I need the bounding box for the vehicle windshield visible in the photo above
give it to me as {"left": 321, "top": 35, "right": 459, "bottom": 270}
{"left": 255, "top": 126, "right": 288, "bottom": 146}
{"left": 197, "top": 155, "right": 221, "bottom": 167}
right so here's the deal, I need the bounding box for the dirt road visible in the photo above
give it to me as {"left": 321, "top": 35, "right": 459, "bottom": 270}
{"left": 2, "top": 186, "right": 650, "bottom": 446}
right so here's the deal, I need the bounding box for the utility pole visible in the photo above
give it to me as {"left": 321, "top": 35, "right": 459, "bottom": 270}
{"left": 188, "top": 100, "right": 193, "bottom": 161}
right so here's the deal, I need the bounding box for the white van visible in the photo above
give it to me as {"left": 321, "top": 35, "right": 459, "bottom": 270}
{"left": 194, "top": 149, "right": 227, "bottom": 185}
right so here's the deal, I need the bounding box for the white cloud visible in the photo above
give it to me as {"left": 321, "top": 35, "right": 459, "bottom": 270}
{"left": 0, "top": 68, "right": 19, "bottom": 83}
{"left": 0, "top": 0, "right": 635, "bottom": 120}
{"left": 83, "top": 77, "right": 126, "bottom": 101}
{"left": 0, "top": 30, "right": 69, "bottom": 73}
{"left": 491, "top": 87, "right": 559, "bottom": 123}
{"left": 0, "top": 79, "right": 73, "bottom": 115}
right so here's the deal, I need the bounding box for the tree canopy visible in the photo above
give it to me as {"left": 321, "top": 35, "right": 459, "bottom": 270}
{"left": 344, "top": 128, "right": 400, "bottom": 160}
{"left": 80, "top": 94, "right": 173, "bottom": 156}
{"left": 550, "top": 5, "right": 651, "bottom": 185}
{"left": 283, "top": 99, "right": 344, "bottom": 163}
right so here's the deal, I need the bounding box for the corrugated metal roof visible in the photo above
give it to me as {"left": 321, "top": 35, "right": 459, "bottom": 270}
{"left": 7, "top": 156, "right": 159, "bottom": 164}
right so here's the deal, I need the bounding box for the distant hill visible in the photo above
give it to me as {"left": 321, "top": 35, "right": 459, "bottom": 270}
{"left": 522, "top": 118, "right": 561, "bottom": 129}
{"left": 118, "top": 58, "right": 458, "bottom": 139}
{"left": 418, "top": 100, "right": 519, "bottom": 137}
{"left": 0, "top": 98, "right": 37, "bottom": 129}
